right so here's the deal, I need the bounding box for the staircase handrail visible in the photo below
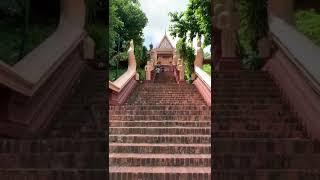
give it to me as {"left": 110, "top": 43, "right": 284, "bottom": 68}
{"left": 109, "top": 70, "right": 136, "bottom": 92}
{"left": 269, "top": 15, "right": 320, "bottom": 95}
{"left": 195, "top": 66, "right": 211, "bottom": 91}
{"left": 192, "top": 38, "right": 211, "bottom": 106}
{"left": 0, "top": 0, "right": 86, "bottom": 97}
{"left": 109, "top": 40, "right": 137, "bottom": 92}
{"left": 194, "top": 38, "right": 211, "bottom": 91}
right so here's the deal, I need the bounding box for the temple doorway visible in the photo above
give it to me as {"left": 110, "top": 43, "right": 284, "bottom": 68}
{"left": 147, "top": 33, "right": 181, "bottom": 83}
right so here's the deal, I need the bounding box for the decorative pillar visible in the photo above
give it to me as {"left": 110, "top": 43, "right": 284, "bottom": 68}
{"left": 177, "top": 59, "right": 185, "bottom": 81}
{"left": 194, "top": 38, "right": 204, "bottom": 68}
{"left": 128, "top": 40, "right": 137, "bottom": 72}
{"left": 145, "top": 61, "right": 154, "bottom": 80}
{"left": 214, "top": 0, "right": 241, "bottom": 71}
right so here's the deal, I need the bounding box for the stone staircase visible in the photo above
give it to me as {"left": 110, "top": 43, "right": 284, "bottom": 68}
{"left": 213, "top": 71, "right": 320, "bottom": 179}
{"left": 0, "top": 66, "right": 107, "bottom": 179}
{"left": 109, "top": 72, "right": 211, "bottom": 179}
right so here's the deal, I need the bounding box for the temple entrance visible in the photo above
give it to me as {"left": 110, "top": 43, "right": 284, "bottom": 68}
{"left": 154, "top": 65, "right": 176, "bottom": 83}
{"left": 146, "top": 33, "right": 183, "bottom": 83}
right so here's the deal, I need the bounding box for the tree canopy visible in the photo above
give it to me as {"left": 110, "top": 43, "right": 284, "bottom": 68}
{"left": 109, "top": 0, "right": 148, "bottom": 61}
{"left": 109, "top": 0, "right": 148, "bottom": 81}
{"left": 168, "top": 0, "right": 211, "bottom": 47}
{"left": 169, "top": 0, "right": 211, "bottom": 80}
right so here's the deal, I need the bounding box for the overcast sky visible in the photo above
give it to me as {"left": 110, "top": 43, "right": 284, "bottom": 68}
{"left": 139, "top": 0, "right": 188, "bottom": 48}
{"left": 139, "top": 0, "right": 210, "bottom": 53}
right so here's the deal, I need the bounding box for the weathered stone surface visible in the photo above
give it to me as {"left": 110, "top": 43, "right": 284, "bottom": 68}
{"left": 213, "top": 71, "right": 320, "bottom": 179}
{"left": 109, "top": 72, "right": 211, "bottom": 179}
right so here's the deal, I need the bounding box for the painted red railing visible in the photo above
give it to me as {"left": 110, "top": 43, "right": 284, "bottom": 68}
{"left": 264, "top": 15, "right": 320, "bottom": 139}
{"left": 193, "top": 39, "right": 212, "bottom": 106}
{"left": 193, "top": 66, "right": 211, "bottom": 106}
{"left": 0, "top": 0, "right": 87, "bottom": 137}
{"left": 109, "top": 40, "right": 138, "bottom": 105}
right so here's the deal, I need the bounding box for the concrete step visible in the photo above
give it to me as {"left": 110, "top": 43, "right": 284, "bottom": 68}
{"left": 109, "top": 105, "right": 210, "bottom": 111}
{"left": 213, "top": 116, "right": 297, "bottom": 123}
{"left": 213, "top": 97, "right": 283, "bottom": 104}
{"left": 213, "top": 104, "right": 289, "bottom": 111}
{"left": 213, "top": 138, "right": 319, "bottom": 154}
{"left": 48, "top": 129, "right": 105, "bottom": 138}
{"left": 0, "top": 169, "right": 107, "bottom": 179}
{"left": 0, "top": 152, "right": 106, "bottom": 169}
{"left": 110, "top": 143, "right": 211, "bottom": 154}
{"left": 213, "top": 121, "right": 302, "bottom": 131}
{"left": 109, "top": 120, "right": 211, "bottom": 127}
{"left": 125, "top": 101, "right": 207, "bottom": 106}
{"left": 110, "top": 110, "right": 210, "bottom": 116}
{"left": 109, "top": 153, "right": 210, "bottom": 167}
{"left": 0, "top": 138, "right": 106, "bottom": 153}
{"left": 213, "top": 153, "right": 320, "bottom": 169}
{"left": 110, "top": 115, "right": 211, "bottom": 121}
{"left": 212, "top": 169, "right": 320, "bottom": 180}
{"left": 212, "top": 130, "right": 305, "bottom": 139}
{"left": 109, "top": 134, "right": 211, "bottom": 144}
{"left": 109, "top": 127, "right": 211, "bottom": 135}
{"left": 109, "top": 166, "right": 211, "bottom": 180}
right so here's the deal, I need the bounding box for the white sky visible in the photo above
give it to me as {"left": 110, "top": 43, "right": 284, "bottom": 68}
{"left": 139, "top": 0, "right": 211, "bottom": 53}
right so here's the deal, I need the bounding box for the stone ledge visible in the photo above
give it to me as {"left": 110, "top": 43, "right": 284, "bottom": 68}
{"left": 263, "top": 50, "right": 320, "bottom": 140}
{"left": 109, "top": 76, "right": 138, "bottom": 106}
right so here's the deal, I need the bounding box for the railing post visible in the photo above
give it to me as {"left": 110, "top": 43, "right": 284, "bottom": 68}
{"left": 177, "top": 59, "right": 185, "bottom": 81}
{"left": 109, "top": 39, "right": 138, "bottom": 105}
{"left": 145, "top": 60, "right": 154, "bottom": 81}
{"left": 128, "top": 40, "right": 137, "bottom": 72}
{"left": 194, "top": 38, "right": 204, "bottom": 68}
{"left": 213, "top": 0, "right": 241, "bottom": 71}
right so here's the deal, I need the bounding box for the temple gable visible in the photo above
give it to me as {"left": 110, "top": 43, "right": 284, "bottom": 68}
{"left": 158, "top": 36, "right": 174, "bottom": 49}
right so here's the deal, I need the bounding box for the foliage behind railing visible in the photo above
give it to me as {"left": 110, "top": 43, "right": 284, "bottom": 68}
{"left": 193, "top": 39, "right": 211, "bottom": 106}
{"left": 195, "top": 66, "right": 211, "bottom": 90}
{"left": 0, "top": 0, "right": 87, "bottom": 137}
{"left": 265, "top": 15, "right": 320, "bottom": 139}
{"left": 109, "top": 40, "right": 138, "bottom": 105}
{"left": 269, "top": 15, "right": 320, "bottom": 93}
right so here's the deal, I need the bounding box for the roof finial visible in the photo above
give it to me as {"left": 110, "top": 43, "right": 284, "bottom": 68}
{"left": 165, "top": 28, "right": 166, "bottom": 36}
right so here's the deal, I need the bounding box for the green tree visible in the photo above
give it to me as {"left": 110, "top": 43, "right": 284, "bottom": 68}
{"left": 109, "top": 1, "right": 123, "bottom": 59}
{"left": 239, "top": 0, "right": 268, "bottom": 53}
{"left": 111, "top": 0, "right": 147, "bottom": 49}
{"left": 176, "top": 39, "right": 195, "bottom": 81}
{"left": 237, "top": 0, "right": 268, "bottom": 70}
{"left": 295, "top": 9, "right": 320, "bottom": 46}
{"left": 135, "top": 45, "right": 148, "bottom": 69}
{"left": 109, "top": 0, "right": 148, "bottom": 68}
{"left": 169, "top": 0, "right": 211, "bottom": 46}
